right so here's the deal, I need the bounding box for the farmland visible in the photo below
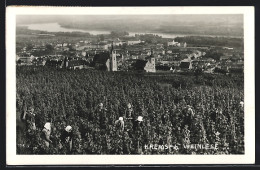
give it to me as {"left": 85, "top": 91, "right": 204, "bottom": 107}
{"left": 16, "top": 66, "right": 244, "bottom": 154}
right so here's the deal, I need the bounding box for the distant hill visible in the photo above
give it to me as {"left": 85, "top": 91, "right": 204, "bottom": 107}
{"left": 16, "top": 15, "right": 243, "bottom": 37}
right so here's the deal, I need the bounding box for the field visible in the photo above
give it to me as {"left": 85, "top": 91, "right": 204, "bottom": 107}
{"left": 16, "top": 66, "right": 244, "bottom": 154}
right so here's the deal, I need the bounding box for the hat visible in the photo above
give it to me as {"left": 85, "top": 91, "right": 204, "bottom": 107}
{"left": 65, "top": 125, "right": 72, "bottom": 132}
{"left": 127, "top": 103, "right": 132, "bottom": 108}
{"left": 44, "top": 122, "right": 51, "bottom": 131}
{"left": 99, "top": 103, "right": 103, "bottom": 107}
{"left": 119, "top": 117, "right": 123, "bottom": 121}
{"left": 240, "top": 101, "right": 244, "bottom": 105}
{"left": 137, "top": 116, "right": 143, "bottom": 122}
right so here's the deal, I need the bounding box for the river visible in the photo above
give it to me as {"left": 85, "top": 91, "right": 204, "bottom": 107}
{"left": 18, "top": 22, "right": 242, "bottom": 39}
{"left": 18, "top": 23, "right": 190, "bottom": 38}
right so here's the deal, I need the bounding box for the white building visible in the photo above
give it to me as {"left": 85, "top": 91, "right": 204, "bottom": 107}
{"left": 127, "top": 40, "right": 141, "bottom": 45}
{"left": 167, "top": 40, "right": 178, "bottom": 46}
{"left": 144, "top": 57, "right": 156, "bottom": 73}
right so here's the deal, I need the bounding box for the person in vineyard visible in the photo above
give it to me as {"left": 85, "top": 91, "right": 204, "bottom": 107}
{"left": 133, "top": 116, "right": 144, "bottom": 134}
{"left": 115, "top": 117, "right": 124, "bottom": 131}
{"left": 124, "top": 103, "right": 134, "bottom": 119}
{"left": 133, "top": 116, "right": 144, "bottom": 154}
{"left": 23, "top": 106, "right": 36, "bottom": 131}
{"left": 122, "top": 103, "right": 135, "bottom": 137}
{"left": 95, "top": 103, "right": 107, "bottom": 129}
{"left": 161, "top": 109, "right": 170, "bottom": 124}
{"left": 22, "top": 106, "right": 37, "bottom": 140}
{"left": 42, "top": 122, "right": 52, "bottom": 149}
{"left": 239, "top": 101, "right": 244, "bottom": 110}
{"left": 181, "top": 105, "right": 194, "bottom": 129}
{"left": 95, "top": 102, "right": 109, "bottom": 152}
{"left": 60, "top": 125, "right": 73, "bottom": 153}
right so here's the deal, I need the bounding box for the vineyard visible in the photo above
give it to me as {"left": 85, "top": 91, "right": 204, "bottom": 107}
{"left": 16, "top": 66, "right": 244, "bottom": 154}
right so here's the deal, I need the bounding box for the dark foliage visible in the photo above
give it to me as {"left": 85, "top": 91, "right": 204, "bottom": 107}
{"left": 16, "top": 66, "right": 244, "bottom": 155}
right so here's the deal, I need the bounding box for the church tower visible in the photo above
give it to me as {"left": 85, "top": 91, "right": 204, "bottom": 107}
{"left": 150, "top": 49, "right": 155, "bottom": 66}
{"left": 110, "top": 42, "right": 117, "bottom": 71}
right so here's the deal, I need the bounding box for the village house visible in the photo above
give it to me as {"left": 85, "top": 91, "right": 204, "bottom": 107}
{"left": 204, "top": 65, "right": 215, "bottom": 73}
{"left": 222, "top": 47, "right": 234, "bottom": 50}
{"left": 220, "top": 55, "right": 230, "bottom": 61}
{"left": 45, "top": 59, "right": 63, "bottom": 68}
{"left": 76, "top": 43, "right": 109, "bottom": 51}
{"left": 166, "top": 50, "right": 173, "bottom": 54}
{"left": 113, "top": 39, "right": 125, "bottom": 46}
{"left": 16, "top": 53, "right": 34, "bottom": 65}
{"left": 31, "top": 46, "right": 47, "bottom": 52}
{"left": 179, "top": 59, "right": 192, "bottom": 71}
{"left": 56, "top": 43, "right": 63, "bottom": 47}
{"left": 127, "top": 40, "right": 141, "bottom": 45}
{"left": 64, "top": 58, "right": 88, "bottom": 70}
{"left": 32, "top": 57, "right": 46, "bottom": 66}
{"left": 45, "top": 57, "right": 88, "bottom": 69}
{"left": 167, "top": 40, "right": 178, "bottom": 46}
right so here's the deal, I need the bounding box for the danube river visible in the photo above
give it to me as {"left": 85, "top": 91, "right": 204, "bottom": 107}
{"left": 19, "top": 22, "right": 242, "bottom": 38}
{"left": 18, "top": 22, "right": 190, "bottom": 38}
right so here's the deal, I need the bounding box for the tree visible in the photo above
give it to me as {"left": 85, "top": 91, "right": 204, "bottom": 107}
{"left": 99, "top": 34, "right": 105, "bottom": 41}
{"left": 110, "top": 31, "right": 129, "bottom": 38}
{"left": 45, "top": 44, "right": 54, "bottom": 53}
{"left": 26, "top": 44, "right": 34, "bottom": 51}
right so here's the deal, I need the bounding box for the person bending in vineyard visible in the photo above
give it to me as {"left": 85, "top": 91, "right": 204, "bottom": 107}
{"left": 60, "top": 125, "right": 73, "bottom": 153}
{"left": 42, "top": 122, "right": 52, "bottom": 148}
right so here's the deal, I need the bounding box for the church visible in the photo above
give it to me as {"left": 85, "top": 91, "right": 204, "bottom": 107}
{"left": 92, "top": 43, "right": 118, "bottom": 71}
{"left": 132, "top": 50, "right": 156, "bottom": 73}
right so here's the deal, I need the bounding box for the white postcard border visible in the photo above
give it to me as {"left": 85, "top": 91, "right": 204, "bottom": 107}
{"left": 6, "top": 6, "right": 255, "bottom": 165}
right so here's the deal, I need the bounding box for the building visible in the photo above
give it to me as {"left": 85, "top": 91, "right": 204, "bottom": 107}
{"left": 64, "top": 59, "right": 87, "bottom": 70}
{"left": 127, "top": 40, "right": 141, "bottom": 45}
{"left": 45, "top": 59, "right": 63, "bottom": 68}
{"left": 44, "top": 58, "right": 87, "bottom": 69}
{"left": 92, "top": 44, "right": 118, "bottom": 71}
{"left": 32, "top": 58, "right": 45, "bottom": 66}
{"left": 132, "top": 50, "right": 156, "bottom": 72}
{"left": 179, "top": 61, "right": 192, "bottom": 71}
{"left": 17, "top": 53, "right": 34, "bottom": 65}
{"left": 113, "top": 39, "right": 125, "bottom": 46}
{"left": 144, "top": 58, "right": 156, "bottom": 72}
{"left": 167, "top": 40, "right": 178, "bottom": 46}
{"left": 93, "top": 52, "right": 110, "bottom": 70}
{"left": 76, "top": 43, "right": 108, "bottom": 51}
{"left": 109, "top": 45, "right": 118, "bottom": 71}
{"left": 223, "top": 47, "right": 234, "bottom": 50}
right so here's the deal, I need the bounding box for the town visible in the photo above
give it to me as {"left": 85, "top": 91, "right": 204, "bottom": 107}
{"left": 16, "top": 27, "right": 244, "bottom": 74}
